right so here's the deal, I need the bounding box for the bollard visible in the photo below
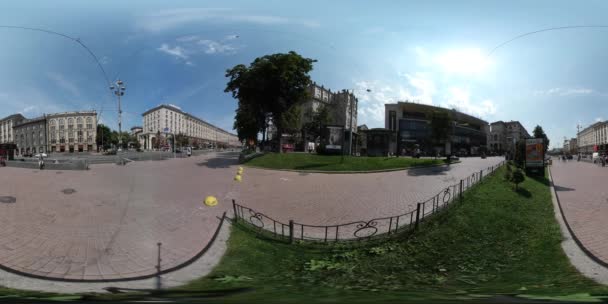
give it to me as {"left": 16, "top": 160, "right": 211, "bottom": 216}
{"left": 480, "top": 170, "right": 483, "bottom": 181}
{"left": 414, "top": 203, "right": 422, "bottom": 230}
{"left": 156, "top": 242, "right": 162, "bottom": 290}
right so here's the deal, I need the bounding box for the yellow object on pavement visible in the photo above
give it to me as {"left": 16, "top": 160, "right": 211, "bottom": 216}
{"left": 234, "top": 175, "right": 242, "bottom": 182}
{"left": 204, "top": 196, "right": 218, "bottom": 207}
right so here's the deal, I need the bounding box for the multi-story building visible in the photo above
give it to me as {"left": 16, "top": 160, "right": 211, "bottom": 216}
{"left": 13, "top": 116, "right": 47, "bottom": 155}
{"left": 0, "top": 114, "right": 25, "bottom": 144}
{"left": 487, "top": 121, "right": 531, "bottom": 155}
{"left": 130, "top": 126, "right": 144, "bottom": 148}
{"left": 577, "top": 121, "right": 608, "bottom": 154}
{"left": 568, "top": 138, "right": 578, "bottom": 155}
{"left": 46, "top": 111, "right": 97, "bottom": 153}
{"left": 141, "top": 104, "right": 240, "bottom": 149}
{"left": 384, "top": 102, "right": 488, "bottom": 156}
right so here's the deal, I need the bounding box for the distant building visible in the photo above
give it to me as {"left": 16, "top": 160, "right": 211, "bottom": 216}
{"left": 130, "top": 126, "right": 144, "bottom": 148}
{"left": 487, "top": 121, "right": 531, "bottom": 155}
{"left": 47, "top": 111, "right": 97, "bottom": 153}
{"left": 0, "top": 114, "right": 25, "bottom": 144}
{"left": 568, "top": 138, "right": 577, "bottom": 155}
{"left": 141, "top": 104, "right": 240, "bottom": 150}
{"left": 384, "top": 102, "right": 489, "bottom": 156}
{"left": 577, "top": 121, "right": 608, "bottom": 154}
{"left": 13, "top": 116, "right": 47, "bottom": 155}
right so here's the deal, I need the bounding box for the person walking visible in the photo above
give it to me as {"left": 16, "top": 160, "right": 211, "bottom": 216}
{"left": 38, "top": 154, "right": 45, "bottom": 170}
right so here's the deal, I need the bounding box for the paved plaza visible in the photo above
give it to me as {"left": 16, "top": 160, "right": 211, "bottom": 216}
{"left": 550, "top": 159, "right": 608, "bottom": 265}
{"left": 0, "top": 153, "right": 503, "bottom": 281}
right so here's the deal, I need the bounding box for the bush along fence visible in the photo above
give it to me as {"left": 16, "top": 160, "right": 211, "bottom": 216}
{"left": 232, "top": 161, "right": 506, "bottom": 244}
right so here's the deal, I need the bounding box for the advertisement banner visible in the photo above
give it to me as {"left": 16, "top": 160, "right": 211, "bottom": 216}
{"left": 525, "top": 138, "right": 544, "bottom": 168}
{"left": 325, "top": 126, "right": 344, "bottom": 150}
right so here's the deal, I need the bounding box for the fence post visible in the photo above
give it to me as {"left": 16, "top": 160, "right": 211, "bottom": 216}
{"left": 459, "top": 179, "right": 463, "bottom": 201}
{"left": 232, "top": 199, "right": 238, "bottom": 222}
{"left": 479, "top": 170, "right": 483, "bottom": 181}
{"left": 415, "top": 203, "right": 421, "bottom": 230}
{"left": 289, "top": 220, "right": 294, "bottom": 244}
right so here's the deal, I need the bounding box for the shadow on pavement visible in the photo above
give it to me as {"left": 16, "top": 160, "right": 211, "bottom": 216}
{"left": 407, "top": 165, "right": 452, "bottom": 176}
{"left": 197, "top": 156, "right": 238, "bottom": 168}
{"left": 554, "top": 185, "right": 576, "bottom": 192}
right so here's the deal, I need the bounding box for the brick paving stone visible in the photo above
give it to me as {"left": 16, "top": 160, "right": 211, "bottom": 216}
{"left": 551, "top": 159, "right": 608, "bottom": 266}
{"left": 0, "top": 153, "right": 502, "bottom": 280}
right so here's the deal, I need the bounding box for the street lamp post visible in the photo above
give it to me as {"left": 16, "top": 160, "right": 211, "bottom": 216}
{"left": 110, "top": 79, "right": 126, "bottom": 153}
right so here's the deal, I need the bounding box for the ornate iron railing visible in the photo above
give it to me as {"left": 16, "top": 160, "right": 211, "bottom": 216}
{"left": 233, "top": 161, "right": 505, "bottom": 243}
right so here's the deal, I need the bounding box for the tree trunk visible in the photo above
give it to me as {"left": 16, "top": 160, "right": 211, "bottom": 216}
{"left": 278, "top": 127, "right": 283, "bottom": 153}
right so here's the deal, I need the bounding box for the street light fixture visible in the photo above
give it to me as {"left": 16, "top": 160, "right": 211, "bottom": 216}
{"left": 110, "top": 79, "right": 126, "bottom": 153}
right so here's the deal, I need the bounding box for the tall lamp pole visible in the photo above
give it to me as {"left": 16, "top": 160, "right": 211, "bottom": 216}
{"left": 110, "top": 79, "right": 126, "bottom": 152}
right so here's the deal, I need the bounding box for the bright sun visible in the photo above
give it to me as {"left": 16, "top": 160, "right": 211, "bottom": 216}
{"left": 435, "top": 48, "right": 492, "bottom": 75}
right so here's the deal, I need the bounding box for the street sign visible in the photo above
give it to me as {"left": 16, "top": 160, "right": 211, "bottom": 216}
{"left": 525, "top": 138, "right": 544, "bottom": 168}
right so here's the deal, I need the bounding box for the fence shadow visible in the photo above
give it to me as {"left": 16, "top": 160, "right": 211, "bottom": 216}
{"left": 515, "top": 187, "right": 532, "bottom": 198}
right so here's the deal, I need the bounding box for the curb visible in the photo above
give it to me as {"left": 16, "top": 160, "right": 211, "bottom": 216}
{"left": 243, "top": 160, "right": 463, "bottom": 174}
{"left": 548, "top": 166, "right": 608, "bottom": 269}
{"left": 0, "top": 212, "right": 228, "bottom": 283}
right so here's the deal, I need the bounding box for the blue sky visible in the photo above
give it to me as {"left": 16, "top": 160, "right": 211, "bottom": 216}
{"left": 2, "top": 0, "right": 608, "bottom": 148}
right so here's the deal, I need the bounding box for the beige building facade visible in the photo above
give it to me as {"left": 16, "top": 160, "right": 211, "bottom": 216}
{"left": 47, "top": 111, "right": 98, "bottom": 153}
{"left": 141, "top": 104, "right": 240, "bottom": 149}
{"left": 0, "top": 114, "right": 25, "bottom": 144}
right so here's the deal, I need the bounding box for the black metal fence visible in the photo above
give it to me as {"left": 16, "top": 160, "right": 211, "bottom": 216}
{"left": 233, "top": 161, "right": 505, "bottom": 243}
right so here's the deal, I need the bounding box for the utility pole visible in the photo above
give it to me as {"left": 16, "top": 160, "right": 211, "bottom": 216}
{"left": 110, "top": 79, "right": 126, "bottom": 152}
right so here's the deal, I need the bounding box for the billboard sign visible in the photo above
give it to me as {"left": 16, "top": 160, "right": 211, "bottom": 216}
{"left": 324, "top": 126, "right": 344, "bottom": 150}
{"left": 525, "top": 138, "right": 544, "bottom": 168}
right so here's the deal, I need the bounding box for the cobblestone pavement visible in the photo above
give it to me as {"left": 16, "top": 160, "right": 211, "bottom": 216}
{"left": 233, "top": 157, "right": 504, "bottom": 226}
{"left": 0, "top": 153, "right": 502, "bottom": 282}
{"left": 550, "top": 159, "right": 608, "bottom": 265}
{"left": 0, "top": 152, "right": 236, "bottom": 281}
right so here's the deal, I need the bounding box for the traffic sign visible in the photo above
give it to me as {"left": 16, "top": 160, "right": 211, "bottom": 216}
{"left": 163, "top": 128, "right": 170, "bottom": 133}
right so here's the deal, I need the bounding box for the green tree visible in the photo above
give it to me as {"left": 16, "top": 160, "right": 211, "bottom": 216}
{"left": 280, "top": 104, "right": 302, "bottom": 140}
{"left": 533, "top": 125, "right": 549, "bottom": 154}
{"left": 225, "top": 51, "right": 316, "bottom": 153}
{"left": 428, "top": 110, "right": 452, "bottom": 156}
{"left": 303, "top": 104, "right": 331, "bottom": 142}
{"left": 511, "top": 169, "right": 525, "bottom": 190}
{"left": 96, "top": 124, "right": 113, "bottom": 152}
{"left": 514, "top": 139, "right": 527, "bottom": 168}
{"left": 175, "top": 133, "right": 189, "bottom": 147}
{"left": 233, "top": 100, "right": 263, "bottom": 147}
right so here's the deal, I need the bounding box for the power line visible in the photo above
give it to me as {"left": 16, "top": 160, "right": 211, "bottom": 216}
{"left": 0, "top": 25, "right": 113, "bottom": 122}
{"left": 488, "top": 25, "right": 608, "bottom": 56}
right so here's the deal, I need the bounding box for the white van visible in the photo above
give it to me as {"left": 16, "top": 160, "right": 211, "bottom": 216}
{"left": 592, "top": 152, "right": 599, "bottom": 163}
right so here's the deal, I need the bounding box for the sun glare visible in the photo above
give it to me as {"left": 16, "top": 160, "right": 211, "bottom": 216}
{"left": 435, "top": 48, "right": 492, "bottom": 75}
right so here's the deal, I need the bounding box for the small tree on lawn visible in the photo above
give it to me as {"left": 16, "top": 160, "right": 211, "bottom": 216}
{"left": 511, "top": 169, "right": 525, "bottom": 190}
{"left": 504, "top": 163, "right": 513, "bottom": 181}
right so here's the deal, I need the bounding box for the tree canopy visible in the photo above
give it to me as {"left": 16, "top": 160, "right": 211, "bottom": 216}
{"left": 533, "top": 125, "right": 549, "bottom": 153}
{"left": 225, "top": 51, "right": 316, "bottom": 152}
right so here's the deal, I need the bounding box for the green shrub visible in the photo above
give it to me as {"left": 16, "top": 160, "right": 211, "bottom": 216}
{"left": 511, "top": 169, "right": 525, "bottom": 190}
{"left": 504, "top": 164, "right": 513, "bottom": 181}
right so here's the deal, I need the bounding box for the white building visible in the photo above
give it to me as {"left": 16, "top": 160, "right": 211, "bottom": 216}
{"left": 141, "top": 104, "right": 240, "bottom": 150}
{"left": 577, "top": 121, "right": 608, "bottom": 154}
{"left": 0, "top": 114, "right": 25, "bottom": 144}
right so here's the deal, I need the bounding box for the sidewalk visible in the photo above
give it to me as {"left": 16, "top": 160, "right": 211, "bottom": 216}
{"left": 550, "top": 160, "right": 608, "bottom": 267}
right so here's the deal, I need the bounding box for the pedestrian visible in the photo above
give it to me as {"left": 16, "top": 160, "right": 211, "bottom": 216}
{"left": 38, "top": 153, "right": 45, "bottom": 170}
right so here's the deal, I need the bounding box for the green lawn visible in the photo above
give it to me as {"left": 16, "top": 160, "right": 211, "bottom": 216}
{"left": 245, "top": 153, "right": 446, "bottom": 171}
{"left": 166, "top": 166, "right": 608, "bottom": 303}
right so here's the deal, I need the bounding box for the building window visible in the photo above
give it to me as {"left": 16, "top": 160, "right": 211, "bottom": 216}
{"left": 86, "top": 117, "right": 93, "bottom": 129}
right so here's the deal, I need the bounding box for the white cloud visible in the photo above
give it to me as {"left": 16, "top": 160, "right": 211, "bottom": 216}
{"left": 197, "top": 39, "right": 236, "bottom": 54}
{"left": 157, "top": 43, "right": 189, "bottom": 60}
{"left": 46, "top": 72, "right": 80, "bottom": 96}
{"left": 595, "top": 117, "right": 603, "bottom": 122}
{"left": 99, "top": 56, "right": 111, "bottom": 65}
{"left": 137, "top": 8, "right": 320, "bottom": 32}
{"left": 534, "top": 87, "right": 594, "bottom": 96}
{"left": 441, "top": 87, "right": 497, "bottom": 118}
